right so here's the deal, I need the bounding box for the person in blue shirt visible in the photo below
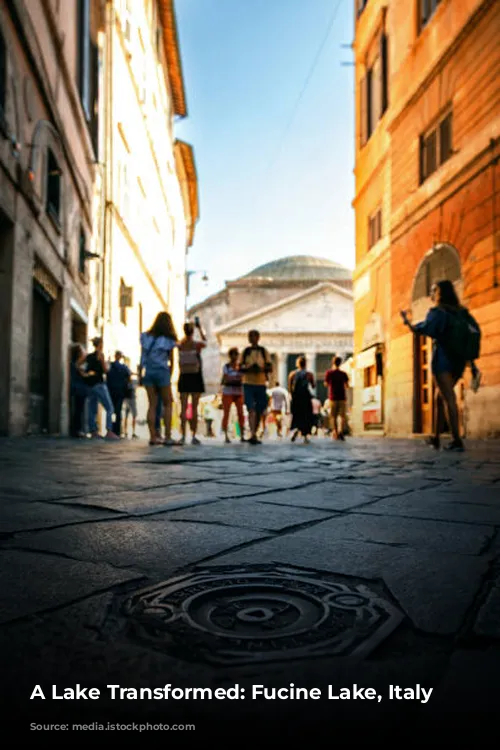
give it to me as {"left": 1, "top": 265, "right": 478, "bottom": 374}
{"left": 401, "top": 279, "right": 465, "bottom": 452}
{"left": 106, "top": 351, "right": 131, "bottom": 438}
{"left": 140, "top": 311, "right": 178, "bottom": 445}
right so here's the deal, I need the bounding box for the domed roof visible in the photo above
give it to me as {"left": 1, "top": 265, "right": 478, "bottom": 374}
{"left": 242, "top": 255, "right": 352, "bottom": 282}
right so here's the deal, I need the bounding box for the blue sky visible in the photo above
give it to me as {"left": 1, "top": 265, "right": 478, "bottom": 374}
{"left": 174, "top": 0, "right": 355, "bottom": 306}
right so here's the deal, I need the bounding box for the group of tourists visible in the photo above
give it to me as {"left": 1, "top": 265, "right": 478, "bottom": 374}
{"left": 69, "top": 278, "right": 481, "bottom": 452}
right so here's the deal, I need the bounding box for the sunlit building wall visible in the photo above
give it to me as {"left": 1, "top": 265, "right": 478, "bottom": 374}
{"left": 0, "top": 0, "right": 102, "bottom": 435}
{"left": 353, "top": 0, "right": 500, "bottom": 438}
{"left": 89, "top": 0, "right": 198, "bottom": 376}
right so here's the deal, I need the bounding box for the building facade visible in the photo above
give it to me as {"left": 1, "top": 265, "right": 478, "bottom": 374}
{"left": 353, "top": 0, "right": 500, "bottom": 438}
{"left": 188, "top": 256, "right": 354, "bottom": 403}
{"left": 87, "top": 0, "right": 198, "bottom": 378}
{"left": 0, "top": 0, "right": 102, "bottom": 435}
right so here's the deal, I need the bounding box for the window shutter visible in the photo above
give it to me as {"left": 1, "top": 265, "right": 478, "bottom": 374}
{"left": 380, "top": 33, "right": 388, "bottom": 114}
{"left": 360, "top": 75, "right": 367, "bottom": 147}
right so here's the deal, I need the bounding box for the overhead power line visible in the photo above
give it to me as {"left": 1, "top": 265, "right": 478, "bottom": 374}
{"left": 261, "top": 0, "right": 344, "bottom": 181}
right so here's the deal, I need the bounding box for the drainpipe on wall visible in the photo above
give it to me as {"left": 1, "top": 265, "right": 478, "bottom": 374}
{"left": 100, "top": 0, "right": 114, "bottom": 348}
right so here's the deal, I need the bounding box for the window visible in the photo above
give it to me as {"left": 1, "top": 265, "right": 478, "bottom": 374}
{"left": 77, "top": 0, "right": 99, "bottom": 156}
{"left": 360, "top": 32, "right": 389, "bottom": 146}
{"left": 122, "top": 0, "right": 132, "bottom": 42}
{"left": 356, "top": 0, "right": 368, "bottom": 18}
{"left": 420, "top": 110, "right": 453, "bottom": 183}
{"left": 0, "top": 28, "right": 6, "bottom": 124}
{"left": 78, "top": 228, "right": 86, "bottom": 274}
{"left": 419, "top": 0, "right": 443, "bottom": 32}
{"left": 77, "top": 0, "right": 90, "bottom": 118}
{"left": 46, "top": 149, "right": 61, "bottom": 225}
{"left": 368, "top": 208, "right": 382, "bottom": 249}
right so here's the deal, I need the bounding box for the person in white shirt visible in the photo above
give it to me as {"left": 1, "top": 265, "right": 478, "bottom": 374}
{"left": 269, "top": 382, "right": 289, "bottom": 437}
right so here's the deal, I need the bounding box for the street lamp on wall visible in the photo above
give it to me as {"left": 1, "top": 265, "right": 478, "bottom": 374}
{"left": 186, "top": 269, "right": 209, "bottom": 298}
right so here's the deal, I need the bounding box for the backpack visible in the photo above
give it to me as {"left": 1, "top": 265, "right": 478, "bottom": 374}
{"left": 445, "top": 308, "right": 481, "bottom": 363}
{"left": 179, "top": 344, "right": 200, "bottom": 374}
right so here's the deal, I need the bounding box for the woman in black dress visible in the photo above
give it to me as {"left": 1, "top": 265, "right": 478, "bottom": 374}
{"left": 177, "top": 319, "right": 207, "bottom": 445}
{"left": 288, "top": 355, "right": 315, "bottom": 444}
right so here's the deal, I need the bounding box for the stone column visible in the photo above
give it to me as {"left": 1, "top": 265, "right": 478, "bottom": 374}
{"left": 275, "top": 352, "right": 288, "bottom": 388}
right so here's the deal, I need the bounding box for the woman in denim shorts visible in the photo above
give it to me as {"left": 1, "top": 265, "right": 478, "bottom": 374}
{"left": 140, "top": 312, "right": 178, "bottom": 445}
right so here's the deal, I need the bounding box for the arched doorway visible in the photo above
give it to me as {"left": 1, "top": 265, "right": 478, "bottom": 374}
{"left": 411, "top": 243, "right": 463, "bottom": 434}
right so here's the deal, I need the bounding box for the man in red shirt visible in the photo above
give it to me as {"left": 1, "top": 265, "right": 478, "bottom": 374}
{"left": 324, "top": 356, "right": 349, "bottom": 441}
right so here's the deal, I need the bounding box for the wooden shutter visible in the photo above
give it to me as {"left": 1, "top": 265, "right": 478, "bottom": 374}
{"left": 360, "top": 75, "right": 367, "bottom": 147}
{"left": 380, "top": 33, "right": 388, "bottom": 114}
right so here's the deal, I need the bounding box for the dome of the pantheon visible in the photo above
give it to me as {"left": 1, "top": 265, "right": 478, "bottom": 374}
{"left": 242, "top": 255, "right": 352, "bottom": 282}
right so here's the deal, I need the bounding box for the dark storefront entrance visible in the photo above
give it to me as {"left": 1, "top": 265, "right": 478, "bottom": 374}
{"left": 29, "top": 281, "right": 52, "bottom": 433}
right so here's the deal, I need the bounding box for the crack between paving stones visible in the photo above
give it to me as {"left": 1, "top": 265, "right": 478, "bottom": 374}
{"left": 164, "top": 513, "right": 340, "bottom": 535}
{"left": 0, "top": 577, "right": 149, "bottom": 629}
{"left": 3, "top": 543, "right": 148, "bottom": 576}
{"left": 352, "top": 509, "right": 500, "bottom": 528}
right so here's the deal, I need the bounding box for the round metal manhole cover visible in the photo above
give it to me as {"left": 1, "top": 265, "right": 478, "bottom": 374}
{"left": 123, "top": 566, "right": 403, "bottom": 665}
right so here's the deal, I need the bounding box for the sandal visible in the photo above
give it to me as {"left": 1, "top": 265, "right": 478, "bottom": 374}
{"left": 149, "top": 438, "right": 163, "bottom": 446}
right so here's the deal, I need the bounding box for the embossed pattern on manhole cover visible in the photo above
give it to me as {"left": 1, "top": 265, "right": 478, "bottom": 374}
{"left": 123, "top": 566, "right": 403, "bottom": 665}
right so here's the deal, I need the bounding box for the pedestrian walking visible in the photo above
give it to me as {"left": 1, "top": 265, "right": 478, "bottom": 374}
{"left": 221, "top": 348, "right": 245, "bottom": 443}
{"left": 324, "top": 357, "right": 349, "bottom": 441}
{"left": 106, "top": 351, "right": 131, "bottom": 438}
{"left": 269, "top": 382, "right": 289, "bottom": 437}
{"left": 140, "top": 311, "right": 178, "bottom": 446}
{"left": 401, "top": 279, "right": 480, "bottom": 452}
{"left": 85, "top": 337, "right": 119, "bottom": 440}
{"left": 69, "top": 344, "right": 91, "bottom": 437}
{"left": 177, "top": 318, "right": 207, "bottom": 445}
{"left": 288, "top": 356, "right": 315, "bottom": 444}
{"left": 123, "top": 375, "right": 139, "bottom": 439}
{"left": 240, "top": 330, "right": 273, "bottom": 445}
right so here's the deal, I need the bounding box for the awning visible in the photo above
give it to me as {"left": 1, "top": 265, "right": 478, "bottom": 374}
{"left": 356, "top": 346, "right": 376, "bottom": 370}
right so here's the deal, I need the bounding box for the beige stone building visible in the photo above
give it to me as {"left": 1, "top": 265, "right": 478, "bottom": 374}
{"left": 188, "top": 256, "right": 354, "bottom": 403}
{"left": 87, "top": 0, "right": 198, "bottom": 376}
{"left": 0, "top": 0, "right": 102, "bottom": 435}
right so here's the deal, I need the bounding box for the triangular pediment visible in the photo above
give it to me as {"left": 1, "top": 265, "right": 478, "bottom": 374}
{"left": 214, "top": 282, "right": 354, "bottom": 336}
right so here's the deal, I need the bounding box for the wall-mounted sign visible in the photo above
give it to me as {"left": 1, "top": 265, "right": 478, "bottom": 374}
{"left": 33, "top": 260, "right": 58, "bottom": 300}
{"left": 361, "top": 312, "right": 384, "bottom": 351}
{"left": 362, "top": 384, "right": 382, "bottom": 425}
{"left": 120, "top": 285, "right": 133, "bottom": 308}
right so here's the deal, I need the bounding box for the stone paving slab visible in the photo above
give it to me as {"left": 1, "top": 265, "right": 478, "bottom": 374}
{"left": 6, "top": 519, "right": 270, "bottom": 578}
{"left": 47, "top": 481, "right": 283, "bottom": 515}
{"left": 204, "top": 536, "right": 487, "bottom": 634}
{"left": 290, "top": 513, "right": 493, "bottom": 556}
{"left": 474, "top": 579, "right": 500, "bottom": 637}
{"left": 0, "top": 498, "right": 124, "bottom": 533}
{"left": 163, "top": 498, "right": 336, "bottom": 531}
{"left": 215, "top": 472, "right": 328, "bottom": 489}
{"left": 359, "top": 492, "right": 500, "bottom": 525}
{"left": 0, "top": 550, "right": 142, "bottom": 624}
{"left": 252, "top": 483, "right": 405, "bottom": 512}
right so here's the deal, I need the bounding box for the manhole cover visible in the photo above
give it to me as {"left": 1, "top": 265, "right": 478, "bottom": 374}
{"left": 123, "top": 566, "right": 403, "bottom": 665}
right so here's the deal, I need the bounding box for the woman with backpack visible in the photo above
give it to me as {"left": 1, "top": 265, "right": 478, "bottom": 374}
{"left": 177, "top": 318, "right": 207, "bottom": 445}
{"left": 401, "top": 279, "right": 477, "bottom": 452}
{"left": 288, "top": 355, "right": 315, "bottom": 444}
{"left": 140, "top": 312, "right": 178, "bottom": 446}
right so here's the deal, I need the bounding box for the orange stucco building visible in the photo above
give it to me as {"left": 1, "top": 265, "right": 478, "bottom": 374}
{"left": 352, "top": 0, "right": 500, "bottom": 439}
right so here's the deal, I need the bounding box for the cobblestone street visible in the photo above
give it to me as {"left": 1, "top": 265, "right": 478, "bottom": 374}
{"left": 1, "top": 435, "right": 499, "bottom": 732}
